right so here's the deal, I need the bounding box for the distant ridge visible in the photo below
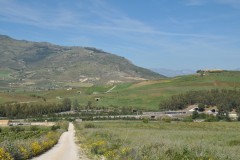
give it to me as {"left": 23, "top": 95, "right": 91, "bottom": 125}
{"left": 0, "top": 34, "right": 164, "bottom": 89}
{"left": 151, "top": 68, "right": 195, "bottom": 77}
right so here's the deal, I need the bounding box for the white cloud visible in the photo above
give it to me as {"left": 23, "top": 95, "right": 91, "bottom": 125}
{"left": 184, "top": 0, "right": 240, "bottom": 8}
{"left": 0, "top": 0, "right": 217, "bottom": 39}
{"left": 1, "top": 0, "right": 238, "bottom": 70}
{"left": 0, "top": 0, "right": 78, "bottom": 28}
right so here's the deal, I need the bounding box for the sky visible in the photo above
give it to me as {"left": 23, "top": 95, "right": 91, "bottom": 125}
{"left": 0, "top": 0, "right": 240, "bottom": 71}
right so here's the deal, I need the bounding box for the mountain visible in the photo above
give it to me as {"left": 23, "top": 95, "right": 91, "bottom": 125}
{"left": 0, "top": 35, "right": 164, "bottom": 89}
{"left": 151, "top": 68, "right": 195, "bottom": 77}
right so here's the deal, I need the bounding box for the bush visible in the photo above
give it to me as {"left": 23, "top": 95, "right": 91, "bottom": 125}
{"left": 192, "top": 111, "right": 199, "bottom": 119}
{"left": 229, "top": 140, "right": 240, "bottom": 146}
{"left": 84, "top": 123, "right": 95, "bottom": 128}
{"left": 30, "top": 126, "right": 39, "bottom": 131}
{"left": 0, "top": 148, "right": 13, "bottom": 160}
{"left": 10, "top": 126, "right": 25, "bottom": 132}
{"left": 51, "top": 125, "right": 60, "bottom": 131}
{"left": 55, "top": 121, "right": 69, "bottom": 131}
{"left": 143, "top": 118, "right": 149, "bottom": 123}
{"left": 205, "top": 116, "right": 218, "bottom": 122}
{"left": 161, "top": 116, "right": 171, "bottom": 123}
{"left": 198, "top": 103, "right": 205, "bottom": 112}
{"left": 31, "top": 141, "right": 41, "bottom": 155}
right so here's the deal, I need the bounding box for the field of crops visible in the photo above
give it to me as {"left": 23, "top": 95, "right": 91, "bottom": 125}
{"left": 1, "top": 71, "right": 240, "bottom": 111}
{"left": 0, "top": 122, "right": 68, "bottom": 160}
{"left": 75, "top": 121, "right": 240, "bottom": 160}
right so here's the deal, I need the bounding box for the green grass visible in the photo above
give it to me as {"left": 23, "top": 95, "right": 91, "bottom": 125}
{"left": 0, "top": 126, "right": 50, "bottom": 141}
{"left": 0, "top": 71, "right": 10, "bottom": 78}
{"left": 1, "top": 71, "right": 240, "bottom": 110}
{"left": 86, "top": 85, "right": 114, "bottom": 94}
{"left": 75, "top": 121, "right": 240, "bottom": 160}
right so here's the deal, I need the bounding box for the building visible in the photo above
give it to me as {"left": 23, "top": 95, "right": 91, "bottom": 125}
{"left": 0, "top": 120, "right": 10, "bottom": 126}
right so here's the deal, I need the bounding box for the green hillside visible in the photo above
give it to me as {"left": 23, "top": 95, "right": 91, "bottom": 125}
{"left": 88, "top": 71, "right": 240, "bottom": 110}
{"left": 0, "top": 35, "right": 163, "bottom": 89}
{"left": 1, "top": 71, "right": 240, "bottom": 110}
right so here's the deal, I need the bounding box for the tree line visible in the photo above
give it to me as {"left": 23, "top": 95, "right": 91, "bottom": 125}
{"left": 0, "top": 98, "right": 72, "bottom": 118}
{"left": 159, "top": 89, "right": 240, "bottom": 116}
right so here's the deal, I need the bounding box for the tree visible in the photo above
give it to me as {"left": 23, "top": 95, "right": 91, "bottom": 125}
{"left": 86, "top": 101, "right": 92, "bottom": 110}
{"left": 198, "top": 103, "right": 205, "bottom": 112}
{"left": 72, "top": 99, "right": 79, "bottom": 111}
{"left": 62, "top": 98, "right": 71, "bottom": 111}
{"left": 192, "top": 111, "right": 199, "bottom": 119}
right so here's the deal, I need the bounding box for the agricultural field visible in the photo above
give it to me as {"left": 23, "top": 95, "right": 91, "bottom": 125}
{"left": 0, "top": 69, "right": 13, "bottom": 80}
{"left": 0, "top": 121, "right": 68, "bottom": 160}
{"left": 1, "top": 71, "right": 240, "bottom": 111}
{"left": 75, "top": 121, "right": 240, "bottom": 160}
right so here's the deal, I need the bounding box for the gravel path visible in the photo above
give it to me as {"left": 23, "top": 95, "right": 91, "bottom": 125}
{"left": 32, "top": 122, "right": 88, "bottom": 160}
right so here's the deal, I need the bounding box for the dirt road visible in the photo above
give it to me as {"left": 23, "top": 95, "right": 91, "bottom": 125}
{"left": 32, "top": 122, "right": 88, "bottom": 160}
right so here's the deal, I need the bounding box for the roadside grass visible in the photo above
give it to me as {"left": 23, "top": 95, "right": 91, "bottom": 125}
{"left": 75, "top": 121, "right": 240, "bottom": 160}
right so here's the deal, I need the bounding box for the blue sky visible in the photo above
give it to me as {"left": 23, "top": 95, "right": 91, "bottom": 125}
{"left": 0, "top": 0, "right": 240, "bottom": 71}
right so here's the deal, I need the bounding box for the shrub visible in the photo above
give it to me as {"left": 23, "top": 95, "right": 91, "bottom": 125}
{"left": 31, "top": 141, "right": 41, "bottom": 155}
{"left": 142, "top": 118, "right": 149, "bottom": 123}
{"left": 18, "top": 146, "right": 29, "bottom": 159}
{"left": 90, "top": 140, "right": 107, "bottom": 154}
{"left": 161, "top": 116, "right": 171, "bottom": 123}
{"left": 205, "top": 116, "right": 218, "bottom": 122}
{"left": 198, "top": 103, "right": 205, "bottom": 112}
{"left": 84, "top": 123, "right": 95, "bottom": 128}
{"left": 104, "top": 150, "right": 117, "bottom": 159}
{"left": 192, "top": 111, "right": 199, "bottom": 119}
{"left": 10, "top": 126, "right": 25, "bottom": 132}
{"left": 51, "top": 125, "right": 60, "bottom": 131}
{"left": 229, "top": 140, "right": 240, "bottom": 146}
{"left": 30, "top": 126, "right": 39, "bottom": 131}
{"left": 0, "top": 148, "right": 13, "bottom": 160}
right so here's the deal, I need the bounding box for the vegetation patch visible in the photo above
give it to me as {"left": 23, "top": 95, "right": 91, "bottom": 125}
{"left": 228, "top": 140, "right": 240, "bottom": 146}
{"left": 75, "top": 121, "right": 240, "bottom": 160}
{"left": 84, "top": 123, "right": 96, "bottom": 128}
{"left": 0, "top": 121, "right": 68, "bottom": 159}
{"left": 160, "top": 89, "right": 240, "bottom": 120}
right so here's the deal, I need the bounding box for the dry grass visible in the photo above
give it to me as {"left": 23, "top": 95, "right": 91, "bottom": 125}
{"left": 129, "top": 80, "right": 169, "bottom": 89}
